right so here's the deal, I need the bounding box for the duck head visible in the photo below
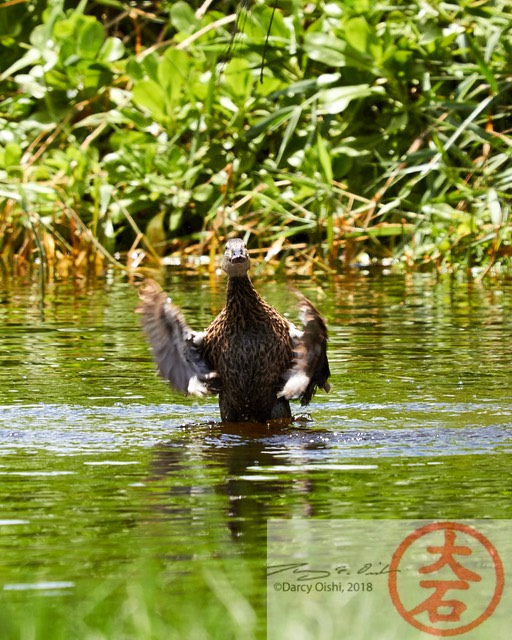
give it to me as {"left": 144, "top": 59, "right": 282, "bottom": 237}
{"left": 221, "top": 238, "right": 251, "bottom": 277}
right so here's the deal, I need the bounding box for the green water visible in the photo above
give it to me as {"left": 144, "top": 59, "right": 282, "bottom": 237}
{"left": 0, "top": 272, "right": 511, "bottom": 639}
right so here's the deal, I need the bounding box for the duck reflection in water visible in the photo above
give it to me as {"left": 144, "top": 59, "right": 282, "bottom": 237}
{"left": 148, "top": 421, "right": 329, "bottom": 542}
{"left": 137, "top": 238, "right": 331, "bottom": 424}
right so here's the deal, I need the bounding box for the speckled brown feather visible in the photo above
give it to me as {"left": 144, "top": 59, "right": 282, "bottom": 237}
{"left": 201, "top": 275, "right": 294, "bottom": 422}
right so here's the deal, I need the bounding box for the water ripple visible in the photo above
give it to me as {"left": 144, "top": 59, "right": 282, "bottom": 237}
{"left": 0, "top": 401, "right": 510, "bottom": 459}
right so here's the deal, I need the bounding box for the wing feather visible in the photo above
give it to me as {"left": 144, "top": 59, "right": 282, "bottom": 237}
{"left": 136, "top": 280, "right": 217, "bottom": 396}
{"left": 279, "top": 293, "right": 331, "bottom": 405}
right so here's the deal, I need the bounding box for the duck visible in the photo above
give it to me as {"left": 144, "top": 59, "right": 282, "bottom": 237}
{"left": 136, "top": 238, "right": 330, "bottom": 423}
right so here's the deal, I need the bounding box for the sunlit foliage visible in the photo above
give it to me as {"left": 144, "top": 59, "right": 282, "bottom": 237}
{"left": 0, "top": 0, "right": 510, "bottom": 276}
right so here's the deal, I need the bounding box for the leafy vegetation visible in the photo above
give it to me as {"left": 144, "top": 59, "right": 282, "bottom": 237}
{"left": 0, "top": 0, "right": 511, "bottom": 276}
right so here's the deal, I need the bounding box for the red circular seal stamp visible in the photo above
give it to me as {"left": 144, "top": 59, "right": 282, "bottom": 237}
{"left": 388, "top": 521, "right": 504, "bottom": 636}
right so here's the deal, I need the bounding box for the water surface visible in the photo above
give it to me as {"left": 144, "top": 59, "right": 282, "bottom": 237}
{"left": 0, "top": 272, "right": 511, "bottom": 638}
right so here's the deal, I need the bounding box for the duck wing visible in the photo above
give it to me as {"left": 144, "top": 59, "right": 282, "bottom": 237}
{"left": 136, "top": 280, "right": 217, "bottom": 397}
{"left": 279, "top": 293, "right": 331, "bottom": 405}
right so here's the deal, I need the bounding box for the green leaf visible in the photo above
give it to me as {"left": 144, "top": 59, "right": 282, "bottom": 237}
{"left": 77, "top": 18, "right": 105, "bottom": 59}
{"left": 344, "top": 17, "right": 371, "bottom": 54}
{"left": 268, "top": 75, "right": 338, "bottom": 101}
{"left": 99, "top": 217, "right": 116, "bottom": 254}
{"left": 170, "top": 1, "right": 199, "bottom": 34}
{"left": 345, "top": 16, "right": 383, "bottom": 60}
{"left": 133, "top": 80, "right": 167, "bottom": 121}
{"left": 224, "top": 58, "right": 253, "bottom": 101}
{"left": 126, "top": 59, "right": 144, "bottom": 82}
{"left": 487, "top": 188, "right": 503, "bottom": 226}
{"left": 316, "top": 134, "right": 333, "bottom": 184}
{"left": 168, "top": 208, "right": 183, "bottom": 233}
{"left": 158, "top": 49, "right": 190, "bottom": 105}
{"left": 69, "top": 60, "right": 112, "bottom": 92}
{"left": 466, "top": 33, "right": 499, "bottom": 94}
{"left": 4, "top": 142, "right": 22, "bottom": 167}
{"left": 276, "top": 106, "right": 302, "bottom": 166}
{"left": 0, "top": 48, "right": 40, "bottom": 81}
{"left": 141, "top": 53, "right": 160, "bottom": 83}
{"left": 246, "top": 106, "right": 295, "bottom": 138}
{"left": 0, "top": 188, "right": 22, "bottom": 202}
{"left": 99, "top": 183, "right": 114, "bottom": 217}
{"left": 303, "top": 33, "right": 346, "bottom": 67}
{"left": 192, "top": 184, "right": 214, "bottom": 203}
{"left": 146, "top": 211, "right": 167, "bottom": 253}
{"left": 99, "top": 37, "right": 125, "bottom": 63}
{"left": 53, "top": 16, "right": 76, "bottom": 41}
{"left": 317, "top": 84, "right": 381, "bottom": 114}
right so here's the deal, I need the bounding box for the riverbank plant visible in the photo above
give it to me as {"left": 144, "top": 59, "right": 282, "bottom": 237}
{"left": 0, "top": 0, "right": 510, "bottom": 277}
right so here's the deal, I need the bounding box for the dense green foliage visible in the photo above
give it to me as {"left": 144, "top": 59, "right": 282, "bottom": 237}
{"left": 0, "top": 0, "right": 510, "bottom": 275}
